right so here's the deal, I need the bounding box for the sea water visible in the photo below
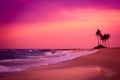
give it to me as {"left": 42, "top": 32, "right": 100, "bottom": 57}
{"left": 0, "top": 49, "right": 98, "bottom": 72}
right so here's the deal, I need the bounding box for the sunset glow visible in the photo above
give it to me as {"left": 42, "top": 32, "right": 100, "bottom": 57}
{"left": 0, "top": 0, "right": 120, "bottom": 49}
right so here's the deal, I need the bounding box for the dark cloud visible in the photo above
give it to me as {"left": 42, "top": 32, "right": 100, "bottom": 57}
{"left": 0, "top": 0, "right": 26, "bottom": 24}
{"left": 0, "top": 0, "right": 120, "bottom": 24}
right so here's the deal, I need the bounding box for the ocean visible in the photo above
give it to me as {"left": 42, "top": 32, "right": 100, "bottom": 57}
{"left": 0, "top": 49, "right": 98, "bottom": 73}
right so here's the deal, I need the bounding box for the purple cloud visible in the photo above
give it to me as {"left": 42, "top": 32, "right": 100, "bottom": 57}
{"left": 0, "top": 0, "right": 120, "bottom": 24}
{"left": 48, "top": 0, "right": 120, "bottom": 9}
{"left": 0, "top": 0, "right": 26, "bottom": 24}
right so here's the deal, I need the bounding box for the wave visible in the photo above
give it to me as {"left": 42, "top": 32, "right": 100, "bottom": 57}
{"left": 0, "top": 49, "right": 98, "bottom": 72}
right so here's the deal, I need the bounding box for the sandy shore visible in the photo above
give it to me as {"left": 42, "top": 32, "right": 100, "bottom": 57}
{"left": 0, "top": 48, "right": 120, "bottom": 80}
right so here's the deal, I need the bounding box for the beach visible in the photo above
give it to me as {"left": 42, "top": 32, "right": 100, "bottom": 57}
{"left": 0, "top": 48, "right": 120, "bottom": 80}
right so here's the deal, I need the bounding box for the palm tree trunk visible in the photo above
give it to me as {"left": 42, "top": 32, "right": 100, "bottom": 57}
{"left": 102, "top": 41, "right": 106, "bottom": 47}
{"left": 102, "top": 40, "right": 104, "bottom": 46}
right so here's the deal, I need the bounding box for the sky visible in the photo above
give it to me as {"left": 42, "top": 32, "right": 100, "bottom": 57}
{"left": 0, "top": 0, "right": 120, "bottom": 49}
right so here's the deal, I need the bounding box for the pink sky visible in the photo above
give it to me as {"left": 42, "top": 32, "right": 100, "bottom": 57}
{"left": 0, "top": 0, "right": 120, "bottom": 49}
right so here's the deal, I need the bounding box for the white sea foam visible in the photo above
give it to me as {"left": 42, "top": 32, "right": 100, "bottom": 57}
{"left": 0, "top": 49, "right": 98, "bottom": 72}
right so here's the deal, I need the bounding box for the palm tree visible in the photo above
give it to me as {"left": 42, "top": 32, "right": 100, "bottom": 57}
{"left": 101, "top": 34, "right": 107, "bottom": 47}
{"left": 96, "top": 29, "right": 102, "bottom": 45}
{"left": 101, "top": 34, "right": 110, "bottom": 47}
{"left": 95, "top": 29, "right": 111, "bottom": 48}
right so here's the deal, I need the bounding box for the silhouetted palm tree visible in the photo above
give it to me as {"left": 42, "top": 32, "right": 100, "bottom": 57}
{"left": 101, "top": 33, "right": 110, "bottom": 47}
{"left": 95, "top": 29, "right": 111, "bottom": 48}
{"left": 101, "top": 34, "right": 107, "bottom": 47}
{"left": 96, "top": 29, "right": 102, "bottom": 45}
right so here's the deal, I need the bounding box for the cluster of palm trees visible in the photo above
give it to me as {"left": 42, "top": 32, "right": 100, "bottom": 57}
{"left": 96, "top": 29, "right": 111, "bottom": 47}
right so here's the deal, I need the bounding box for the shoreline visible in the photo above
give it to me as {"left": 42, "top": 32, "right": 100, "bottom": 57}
{"left": 0, "top": 48, "right": 120, "bottom": 80}
{"left": 0, "top": 49, "right": 98, "bottom": 73}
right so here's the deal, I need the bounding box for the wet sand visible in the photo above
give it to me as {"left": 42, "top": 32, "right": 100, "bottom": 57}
{"left": 0, "top": 48, "right": 120, "bottom": 80}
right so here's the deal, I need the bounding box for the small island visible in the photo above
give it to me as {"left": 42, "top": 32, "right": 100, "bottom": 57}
{"left": 94, "top": 29, "right": 111, "bottom": 49}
